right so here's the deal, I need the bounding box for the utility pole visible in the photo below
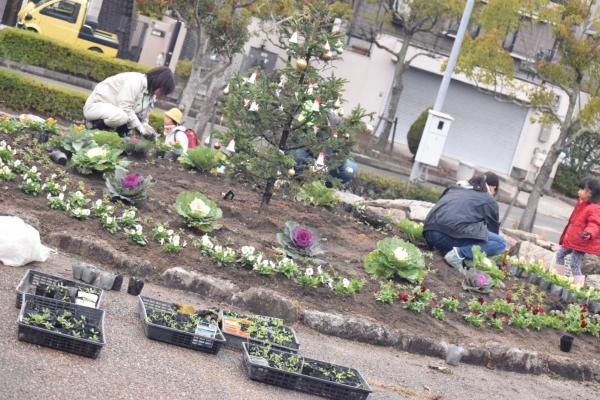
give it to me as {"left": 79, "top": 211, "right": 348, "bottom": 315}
{"left": 409, "top": 0, "right": 476, "bottom": 181}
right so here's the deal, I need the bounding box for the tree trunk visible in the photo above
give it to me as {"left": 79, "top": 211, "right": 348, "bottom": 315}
{"left": 375, "top": 34, "right": 412, "bottom": 151}
{"left": 261, "top": 177, "right": 276, "bottom": 208}
{"left": 518, "top": 80, "right": 581, "bottom": 231}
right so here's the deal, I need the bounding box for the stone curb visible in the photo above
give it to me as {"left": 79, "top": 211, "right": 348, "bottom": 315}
{"left": 48, "top": 234, "right": 600, "bottom": 383}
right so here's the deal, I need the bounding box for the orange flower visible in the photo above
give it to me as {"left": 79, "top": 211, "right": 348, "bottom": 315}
{"left": 46, "top": 117, "right": 57, "bottom": 125}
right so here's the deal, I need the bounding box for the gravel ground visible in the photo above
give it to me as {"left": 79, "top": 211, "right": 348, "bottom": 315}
{"left": 0, "top": 252, "right": 598, "bottom": 400}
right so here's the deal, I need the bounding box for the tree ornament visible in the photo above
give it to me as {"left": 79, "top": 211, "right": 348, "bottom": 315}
{"left": 335, "top": 39, "right": 344, "bottom": 53}
{"left": 243, "top": 99, "right": 250, "bottom": 107}
{"left": 344, "top": 133, "right": 350, "bottom": 141}
{"left": 322, "top": 50, "right": 333, "bottom": 61}
{"left": 289, "top": 31, "right": 299, "bottom": 44}
{"left": 313, "top": 152, "right": 326, "bottom": 171}
{"left": 366, "top": 123, "right": 374, "bottom": 134}
{"left": 334, "top": 98, "right": 342, "bottom": 108}
{"left": 336, "top": 107, "right": 345, "bottom": 117}
{"left": 296, "top": 58, "right": 308, "bottom": 70}
{"left": 307, "top": 81, "right": 316, "bottom": 95}
{"left": 225, "top": 139, "right": 236, "bottom": 153}
{"left": 287, "top": 168, "right": 296, "bottom": 177}
{"left": 311, "top": 99, "right": 320, "bottom": 112}
{"left": 249, "top": 100, "right": 259, "bottom": 111}
{"left": 332, "top": 131, "right": 338, "bottom": 138}
{"left": 323, "top": 41, "right": 331, "bottom": 51}
{"left": 204, "top": 134, "right": 211, "bottom": 146}
{"left": 246, "top": 70, "right": 258, "bottom": 84}
{"left": 278, "top": 75, "right": 287, "bottom": 88}
{"left": 214, "top": 142, "right": 221, "bottom": 150}
{"left": 223, "top": 84, "right": 230, "bottom": 95}
{"left": 345, "top": 166, "right": 354, "bottom": 175}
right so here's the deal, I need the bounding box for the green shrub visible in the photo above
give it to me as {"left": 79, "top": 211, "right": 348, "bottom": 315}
{"left": 90, "top": 130, "right": 124, "bottom": 150}
{"left": 348, "top": 172, "right": 441, "bottom": 202}
{"left": 295, "top": 181, "right": 339, "bottom": 207}
{"left": 180, "top": 146, "right": 226, "bottom": 172}
{"left": 0, "top": 68, "right": 86, "bottom": 120}
{"left": 0, "top": 29, "right": 148, "bottom": 82}
{"left": 407, "top": 108, "right": 430, "bottom": 160}
{"left": 149, "top": 110, "right": 164, "bottom": 136}
{"left": 175, "top": 60, "right": 192, "bottom": 81}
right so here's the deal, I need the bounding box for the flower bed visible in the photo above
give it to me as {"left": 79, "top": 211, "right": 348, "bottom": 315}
{"left": 243, "top": 342, "right": 371, "bottom": 400}
{"left": 17, "top": 294, "right": 105, "bottom": 358}
{"left": 138, "top": 296, "right": 226, "bottom": 354}
{"left": 15, "top": 269, "right": 103, "bottom": 309}
{"left": 221, "top": 310, "right": 299, "bottom": 352}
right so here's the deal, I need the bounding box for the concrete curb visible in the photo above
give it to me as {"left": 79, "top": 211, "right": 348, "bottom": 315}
{"left": 48, "top": 233, "right": 600, "bottom": 383}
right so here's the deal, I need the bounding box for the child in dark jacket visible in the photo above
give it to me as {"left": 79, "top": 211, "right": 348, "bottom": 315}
{"left": 554, "top": 177, "right": 600, "bottom": 287}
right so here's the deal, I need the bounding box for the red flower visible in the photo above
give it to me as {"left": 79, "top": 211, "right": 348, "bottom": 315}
{"left": 525, "top": 304, "right": 532, "bottom": 311}
{"left": 505, "top": 295, "right": 513, "bottom": 303}
{"left": 532, "top": 308, "right": 540, "bottom": 315}
{"left": 581, "top": 321, "right": 588, "bottom": 329}
{"left": 400, "top": 293, "right": 409, "bottom": 302}
{"left": 420, "top": 285, "right": 427, "bottom": 293}
{"left": 478, "top": 297, "right": 485, "bottom": 305}
{"left": 580, "top": 304, "right": 588, "bottom": 312}
{"left": 503, "top": 315, "right": 510, "bottom": 321}
{"left": 374, "top": 287, "right": 380, "bottom": 293}
{"left": 452, "top": 294, "right": 459, "bottom": 300}
{"left": 413, "top": 294, "right": 419, "bottom": 301}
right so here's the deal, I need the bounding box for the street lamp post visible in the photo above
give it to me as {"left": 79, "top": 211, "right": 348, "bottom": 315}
{"left": 409, "top": 0, "right": 476, "bottom": 182}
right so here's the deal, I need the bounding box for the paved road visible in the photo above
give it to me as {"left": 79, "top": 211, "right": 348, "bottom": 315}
{"left": 1, "top": 252, "right": 598, "bottom": 400}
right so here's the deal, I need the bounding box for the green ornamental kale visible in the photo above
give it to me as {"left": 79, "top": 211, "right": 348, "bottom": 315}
{"left": 364, "top": 237, "right": 425, "bottom": 283}
{"left": 175, "top": 191, "right": 222, "bottom": 232}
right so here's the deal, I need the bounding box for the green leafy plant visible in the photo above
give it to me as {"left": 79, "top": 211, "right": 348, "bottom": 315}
{"left": 295, "top": 181, "right": 339, "bottom": 207}
{"left": 297, "top": 267, "right": 321, "bottom": 287}
{"left": 431, "top": 307, "right": 445, "bottom": 320}
{"left": 180, "top": 146, "right": 226, "bottom": 172}
{"left": 334, "top": 277, "right": 365, "bottom": 295}
{"left": 470, "top": 246, "right": 505, "bottom": 281}
{"left": 275, "top": 258, "right": 299, "bottom": 279}
{"left": 441, "top": 296, "right": 460, "bottom": 312}
{"left": 47, "top": 192, "right": 67, "bottom": 210}
{"left": 90, "top": 130, "right": 124, "bottom": 150}
{"left": 124, "top": 224, "right": 147, "bottom": 246}
{"left": 175, "top": 191, "right": 222, "bottom": 232}
{"left": 395, "top": 219, "right": 425, "bottom": 243}
{"left": 374, "top": 281, "right": 399, "bottom": 304}
{"left": 401, "top": 285, "right": 436, "bottom": 313}
{"left": 364, "top": 237, "right": 425, "bottom": 283}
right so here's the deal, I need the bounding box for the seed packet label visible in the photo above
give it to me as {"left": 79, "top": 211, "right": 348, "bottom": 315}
{"left": 248, "top": 356, "right": 269, "bottom": 367}
{"left": 195, "top": 323, "right": 217, "bottom": 338}
{"left": 76, "top": 290, "right": 98, "bottom": 304}
{"left": 75, "top": 298, "right": 96, "bottom": 308}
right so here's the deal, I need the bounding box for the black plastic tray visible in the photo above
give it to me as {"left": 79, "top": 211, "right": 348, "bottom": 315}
{"left": 220, "top": 310, "right": 299, "bottom": 352}
{"left": 138, "top": 296, "right": 226, "bottom": 354}
{"left": 242, "top": 342, "right": 371, "bottom": 400}
{"left": 15, "top": 269, "right": 103, "bottom": 309}
{"left": 17, "top": 294, "right": 105, "bottom": 359}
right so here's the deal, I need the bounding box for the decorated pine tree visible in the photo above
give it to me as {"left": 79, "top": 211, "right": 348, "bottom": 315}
{"left": 221, "top": 0, "right": 369, "bottom": 207}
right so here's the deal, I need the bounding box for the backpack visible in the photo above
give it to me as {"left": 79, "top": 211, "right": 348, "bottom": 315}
{"left": 184, "top": 128, "right": 199, "bottom": 149}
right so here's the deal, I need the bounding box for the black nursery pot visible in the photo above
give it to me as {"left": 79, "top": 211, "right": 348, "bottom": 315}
{"left": 112, "top": 274, "right": 124, "bottom": 291}
{"left": 127, "top": 277, "right": 144, "bottom": 296}
{"left": 560, "top": 335, "right": 574, "bottom": 352}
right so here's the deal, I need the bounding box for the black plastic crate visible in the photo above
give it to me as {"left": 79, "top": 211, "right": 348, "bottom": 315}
{"left": 15, "top": 269, "right": 103, "bottom": 309}
{"left": 17, "top": 294, "right": 105, "bottom": 359}
{"left": 220, "top": 310, "right": 299, "bottom": 353}
{"left": 242, "top": 343, "right": 371, "bottom": 400}
{"left": 138, "top": 296, "right": 226, "bottom": 354}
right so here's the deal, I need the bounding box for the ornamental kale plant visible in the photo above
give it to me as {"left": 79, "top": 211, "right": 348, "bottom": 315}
{"left": 105, "top": 169, "right": 153, "bottom": 204}
{"left": 72, "top": 145, "right": 129, "bottom": 175}
{"left": 175, "top": 191, "right": 222, "bottom": 232}
{"left": 179, "top": 146, "right": 226, "bottom": 173}
{"left": 364, "top": 237, "right": 425, "bottom": 283}
{"left": 276, "top": 221, "right": 324, "bottom": 262}
{"left": 395, "top": 219, "right": 425, "bottom": 244}
{"left": 295, "top": 181, "right": 339, "bottom": 208}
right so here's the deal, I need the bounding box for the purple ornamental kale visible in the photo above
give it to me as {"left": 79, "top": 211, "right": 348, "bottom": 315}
{"left": 291, "top": 226, "right": 315, "bottom": 249}
{"left": 121, "top": 174, "right": 144, "bottom": 189}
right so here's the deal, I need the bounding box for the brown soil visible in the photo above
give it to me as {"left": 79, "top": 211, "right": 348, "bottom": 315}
{"left": 1, "top": 132, "right": 599, "bottom": 363}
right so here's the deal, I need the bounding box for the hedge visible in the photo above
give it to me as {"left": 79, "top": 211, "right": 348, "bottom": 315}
{"left": 0, "top": 28, "right": 148, "bottom": 82}
{"left": 0, "top": 68, "right": 87, "bottom": 120}
{"left": 348, "top": 171, "right": 442, "bottom": 203}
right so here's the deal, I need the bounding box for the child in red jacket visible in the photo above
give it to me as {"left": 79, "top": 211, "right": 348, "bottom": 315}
{"left": 555, "top": 177, "right": 600, "bottom": 287}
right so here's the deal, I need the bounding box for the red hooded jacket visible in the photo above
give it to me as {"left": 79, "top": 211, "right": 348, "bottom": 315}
{"left": 559, "top": 200, "right": 600, "bottom": 254}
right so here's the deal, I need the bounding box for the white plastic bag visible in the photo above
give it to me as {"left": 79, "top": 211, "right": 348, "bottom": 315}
{"left": 0, "top": 216, "right": 51, "bottom": 267}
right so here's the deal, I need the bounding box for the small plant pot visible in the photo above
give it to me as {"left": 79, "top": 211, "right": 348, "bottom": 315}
{"left": 561, "top": 289, "right": 575, "bottom": 303}
{"left": 72, "top": 262, "right": 90, "bottom": 280}
{"left": 549, "top": 284, "right": 563, "bottom": 297}
{"left": 527, "top": 273, "right": 540, "bottom": 285}
{"left": 560, "top": 335, "right": 574, "bottom": 352}
{"left": 446, "top": 344, "right": 463, "bottom": 366}
{"left": 127, "top": 277, "right": 144, "bottom": 296}
{"left": 509, "top": 265, "right": 523, "bottom": 277}
{"left": 49, "top": 150, "right": 68, "bottom": 165}
{"left": 81, "top": 265, "right": 99, "bottom": 284}
{"left": 95, "top": 272, "right": 116, "bottom": 290}
{"left": 112, "top": 274, "right": 124, "bottom": 291}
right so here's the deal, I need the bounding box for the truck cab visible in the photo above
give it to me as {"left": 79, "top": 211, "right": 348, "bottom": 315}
{"left": 17, "top": 0, "right": 120, "bottom": 57}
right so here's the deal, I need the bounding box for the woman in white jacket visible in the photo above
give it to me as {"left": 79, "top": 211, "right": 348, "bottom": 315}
{"left": 83, "top": 66, "right": 175, "bottom": 136}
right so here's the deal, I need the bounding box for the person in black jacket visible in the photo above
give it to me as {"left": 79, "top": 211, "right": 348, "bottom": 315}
{"left": 424, "top": 173, "right": 507, "bottom": 272}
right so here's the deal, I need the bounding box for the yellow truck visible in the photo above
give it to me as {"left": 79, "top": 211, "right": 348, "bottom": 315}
{"left": 17, "top": 0, "right": 120, "bottom": 57}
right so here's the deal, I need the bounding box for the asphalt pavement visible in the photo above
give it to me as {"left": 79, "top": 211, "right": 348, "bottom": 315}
{"left": 1, "top": 252, "right": 598, "bottom": 400}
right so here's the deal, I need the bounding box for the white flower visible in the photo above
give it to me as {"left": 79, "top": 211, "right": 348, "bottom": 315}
{"left": 73, "top": 191, "right": 84, "bottom": 199}
{"left": 172, "top": 235, "right": 180, "bottom": 247}
{"left": 393, "top": 247, "right": 409, "bottom": 262}
{"left": 156, "top": 226, "right": 165, "bottom": 233}
{"left": 189, "top": 198, "right": 211, "bottom": 216}
{"left": 159, "top": 238, "right": 165, "bottom": 245}
{"left": 95, "top": 199, "right": 103, "bottom": 206}
{"left": 83, "top": 209, "right": 91, "bottom": 216}
{"left": 241, "top": 246, "right": 255, "bottom": 256}
{"left": 317, "top": 265, "right": 322, "bottom": 275}
{"left": 30, "top": 166, "right": 37, "bottom": 173}
{"left": 134, "top": 224, "right": 143, "bottom": 233}
{"left": 13, "top": 160, "right": 21, "bottom": 167}
{"left": 50, "top": 173, "right": 57, "bottom": 179}
{"left": 166, "top": 229, "right": 174, "bottom": 236}
{"left": 86, "top": 147, "right": 107, "bottom": 159}
{"left": 200, "top": 234, "right": 213, "bottom": 248}
{"left": 342, "top": 278, "right": 350, "bottom": 288}
{"left": 58, "top": 193, "right": 64, "bottom": 200}
{"left": 327, "top": 278, "right": 334, "bottom": 289}
{"left": 105, "top": 216, "right": 114, "bottom": 224}
{"left": 305, "top": 267, "right": 314, "bottom": 277}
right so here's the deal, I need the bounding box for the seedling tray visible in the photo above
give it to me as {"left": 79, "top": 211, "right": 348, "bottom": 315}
{"left": 242, "top": 343, "right": 371, "bottom": 400}
{"left": 15, "top": 269, "right": 103, "bottom": 309}
{"left": 138, "top": 296, "right": 226, "bottom": 354}
{"left": 220, "top": 310, "right": 299, "bottom": 352}
{"left": 17, "top": 294, "right": 105, "bottom": 359}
